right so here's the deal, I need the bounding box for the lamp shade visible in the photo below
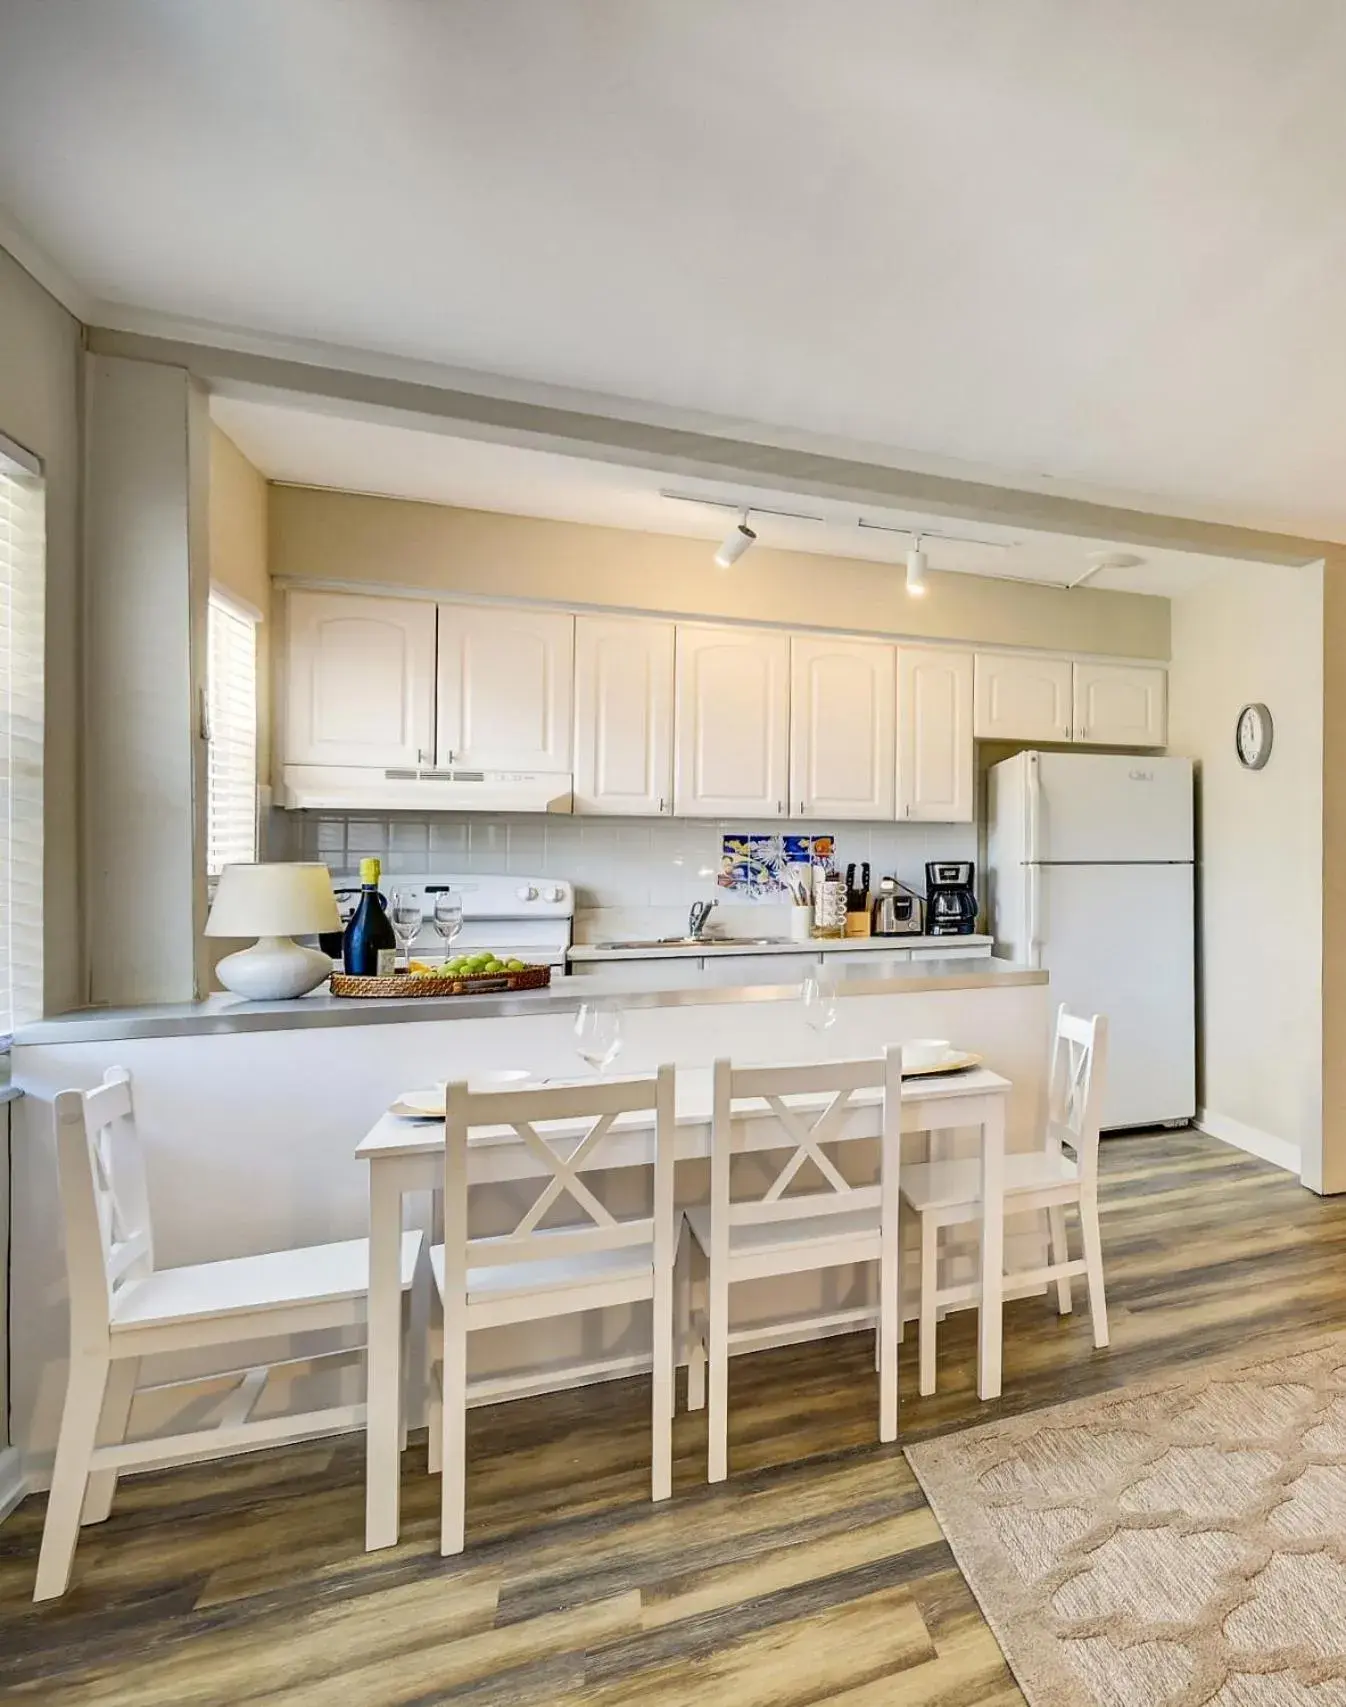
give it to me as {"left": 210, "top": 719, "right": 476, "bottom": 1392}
{"left": 206, "top": 863, "right": 341, "bottom": 938}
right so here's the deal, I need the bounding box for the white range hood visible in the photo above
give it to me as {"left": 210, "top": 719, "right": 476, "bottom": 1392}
{"left": 279, "top": 765, "right": 574, "bottom": 813}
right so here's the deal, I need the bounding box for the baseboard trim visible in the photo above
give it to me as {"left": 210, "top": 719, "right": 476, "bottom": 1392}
{"left": 1196, "top": 1107, "right": 1301, "bottom": 1177}
{"left": 0, "top": 1447, "right": 27, "bottom": 1524}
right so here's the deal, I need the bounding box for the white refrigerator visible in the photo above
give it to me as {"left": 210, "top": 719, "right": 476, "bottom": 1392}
{"left": 986, "top": 750, "right": 1195, "bottom": 1131}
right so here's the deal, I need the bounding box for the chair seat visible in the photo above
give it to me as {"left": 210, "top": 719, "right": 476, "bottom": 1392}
{"left": 111, "top": 1232, "right": 422, "bottom": 1331}
{"left": 684, "top": 1204, "right": 881, "bottom": 1269}
{"left": 901, "top": 1149, "right": 1081, "bottom": 1215}
{"left": 430, "top": 1240, "right": 654, "bottom": 1305}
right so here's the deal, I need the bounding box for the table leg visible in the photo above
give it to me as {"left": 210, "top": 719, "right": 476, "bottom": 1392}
{"left": 366, "top": 1160, "right": 404, "bottom": 1550}
{"left": 978, "top": 1098, "right": 1006, "bottom": 1402}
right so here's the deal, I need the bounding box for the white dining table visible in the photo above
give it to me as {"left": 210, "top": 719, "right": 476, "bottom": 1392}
{"left": 356, "top": 1061, "right": 1010, "bottom": 1550}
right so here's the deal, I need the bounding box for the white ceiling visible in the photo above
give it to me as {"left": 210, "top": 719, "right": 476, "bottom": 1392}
{"left": 212, "top": 393, "right": 1250, "bottom": 596}
{"left": 6, "top": 2, "right": 1346, "bottom": 537}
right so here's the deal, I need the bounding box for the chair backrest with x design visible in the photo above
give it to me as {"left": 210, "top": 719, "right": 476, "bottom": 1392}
{"left": 710, "top": 1050, "right": 904, "bottom": 1248}
{"left": 1046, "top": 1006, "right": 1108, "bottom": 1186}
{"left": 442, "top": 1068, "right": 677, "bottom": 1286}
{"left": 54, "top": 1068, "right": 156, "bottom": 1352}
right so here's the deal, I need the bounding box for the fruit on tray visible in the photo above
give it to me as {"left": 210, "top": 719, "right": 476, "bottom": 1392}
{"left": 408, "top": 952, "right": 530, "bottom": 978}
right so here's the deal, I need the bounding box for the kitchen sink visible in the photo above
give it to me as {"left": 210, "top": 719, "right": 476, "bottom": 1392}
{"left": 596, "top": 936, "right": 790, "bottom": 950}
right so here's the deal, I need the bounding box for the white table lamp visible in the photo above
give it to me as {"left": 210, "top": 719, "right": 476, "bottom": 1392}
{"left": 206, "top": 863, "right": 341, "bottom": 1000}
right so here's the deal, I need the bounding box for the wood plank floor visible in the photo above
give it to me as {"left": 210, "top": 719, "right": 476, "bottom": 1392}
{"left": 3, "top": 1127, "right": 1344, "bottom": 1705}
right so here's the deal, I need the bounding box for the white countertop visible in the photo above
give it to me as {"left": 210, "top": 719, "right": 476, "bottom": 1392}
{"left": 568, "top": 933, "right": 993, "bottom": 962}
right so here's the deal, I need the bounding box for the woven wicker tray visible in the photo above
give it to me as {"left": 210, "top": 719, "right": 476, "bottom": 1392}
{"left": 330, "top": 965, "right": 552, "bottom": 999}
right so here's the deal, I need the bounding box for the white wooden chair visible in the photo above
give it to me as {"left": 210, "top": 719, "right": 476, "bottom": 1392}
{"left": 901, "top": 1006, "right": 1109, "bottom": 1397}
{"left": 36, "top": 1068, "right": 421, "bottom": 1601}
{"left": 680, "top": 1049, "right": 904, "bottom": 1483}
{"left": 427, "top": 1066, "right": 677, "bottom": 1555}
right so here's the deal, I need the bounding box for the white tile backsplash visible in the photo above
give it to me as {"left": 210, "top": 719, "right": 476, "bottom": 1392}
{"left": 292, "top": 811, "right": 977, "bottom": 910}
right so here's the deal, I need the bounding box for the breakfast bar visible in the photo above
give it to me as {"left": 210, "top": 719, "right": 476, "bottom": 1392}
{"left": 10, "top": 957, "right": 1049, "bottom": 1477}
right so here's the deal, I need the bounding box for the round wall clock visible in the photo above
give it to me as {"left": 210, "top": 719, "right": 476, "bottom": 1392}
{"left": 1236, "top": 702, "right": 1274, "bottom": 770}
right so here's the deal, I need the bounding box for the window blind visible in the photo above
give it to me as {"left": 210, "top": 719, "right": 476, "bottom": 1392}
{"left": 0, "top": 443, "right": 45, "bottom": 1033}
{"left": 207, "top": 591, "right": 258, "bottom": 877}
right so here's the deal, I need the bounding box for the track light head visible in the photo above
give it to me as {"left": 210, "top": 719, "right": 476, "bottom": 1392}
{"left": 906, "top": 537, "right": 928, "bottom": 596}
{"left": 715, "top": 514, "right": 757, "bottom": 570}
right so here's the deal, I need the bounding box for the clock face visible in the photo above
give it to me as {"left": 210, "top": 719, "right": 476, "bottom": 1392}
{"left": 1236, "top": 703, "right": 1273, "bottom": 770}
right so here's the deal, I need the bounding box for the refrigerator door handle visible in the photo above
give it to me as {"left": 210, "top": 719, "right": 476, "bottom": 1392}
{"left": 1025, "top": 751, "right": 1044, "bottom": 968}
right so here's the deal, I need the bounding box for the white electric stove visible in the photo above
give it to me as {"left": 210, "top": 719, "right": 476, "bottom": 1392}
{"left": 330, "top": 872, "right": 575, "bottom": 971}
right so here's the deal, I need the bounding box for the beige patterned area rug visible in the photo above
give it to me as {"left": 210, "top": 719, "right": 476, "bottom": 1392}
{"left": 905, "top": 1332, "right": 1346, "bottom": 1707}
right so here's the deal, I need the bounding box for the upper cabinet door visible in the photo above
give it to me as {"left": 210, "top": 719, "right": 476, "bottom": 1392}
{"left": 974, "top": 653, "right": 1073, "bottom": 743}
{"left": 674, "top": 625, "right": 790, "bottom": 817}
{"left": 573, "top": 616, "right": 675, "bottom": 815}
{"left": 283, "top": 590, "right": 436, "bottom": 769}
{"left": 1073, "top": 661, "right": 1167, "bottom": 747}
{"left": 436, "top": 604, "right": 574, "bottom": 771}
{"left": 789, "top": 636, "right": 895, "bottom": 820}
{"left": 897, "top": 646, "right": 974, "bottom": 822}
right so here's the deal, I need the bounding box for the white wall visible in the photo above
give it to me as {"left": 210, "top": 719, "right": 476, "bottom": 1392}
{"left": 1168, "top": 562, "right": 1324, "bottom": 1183}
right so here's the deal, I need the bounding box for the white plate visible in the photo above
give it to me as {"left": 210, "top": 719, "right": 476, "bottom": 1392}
{"left": 391, "top": 1070, "right": 531, "bottom": 1118}
{"left": 902, "top": 1050, "right": 981, "bottom": 1079}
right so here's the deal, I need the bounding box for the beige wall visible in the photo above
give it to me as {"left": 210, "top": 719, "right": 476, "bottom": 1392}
{"left": 269, "top": 486, "right": 1172, "bottom": 659}
{"left": 83, "top": 356, "right": 210, "bottom": 1006}
{"left": 209, "top": 424, "right": 271, "bottom": 783}
{"left": 1168, "top": 562, "right": 1324, "bottom": 1185}
{"left": 0, "top": 247, "right": 83, "bottom": 1016}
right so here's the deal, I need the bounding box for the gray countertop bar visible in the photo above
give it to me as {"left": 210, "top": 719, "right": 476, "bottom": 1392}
{"left": 14, "top": 957, "right": 1046, "bottom": 1046}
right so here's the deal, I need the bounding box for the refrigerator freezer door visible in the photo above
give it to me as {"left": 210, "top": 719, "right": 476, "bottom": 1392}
{"left": 1036, "top": 862, "right": 1195, "bottom": 1128}
{"left": 1030, "top": 752, "right": 1193, "bottom": 864}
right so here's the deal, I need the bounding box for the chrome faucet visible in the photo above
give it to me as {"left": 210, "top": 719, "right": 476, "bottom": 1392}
{"left": 688, "top": 899, "right": 718, "bottom": 940}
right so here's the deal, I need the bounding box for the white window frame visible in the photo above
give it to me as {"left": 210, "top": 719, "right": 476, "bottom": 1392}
{"left": 0, "top": 429, "right": 45, "bottom": 1034}
{"left": 206, "top": 586, "right": 260, "bottom": 879}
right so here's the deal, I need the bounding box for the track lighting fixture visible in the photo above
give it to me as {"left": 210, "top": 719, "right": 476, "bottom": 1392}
{"left": 715, "top": 512, "right": 757, "bottom": 570}
{"left": 906, "top": 536, "right": 929, "bottom": 596}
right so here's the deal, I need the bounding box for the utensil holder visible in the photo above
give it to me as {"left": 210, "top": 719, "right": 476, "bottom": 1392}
{"left": 813, "top": 878, "right": 846, "bottom": 939}
{"left": 790, "top": 905, "right": 815, "bottom": 942}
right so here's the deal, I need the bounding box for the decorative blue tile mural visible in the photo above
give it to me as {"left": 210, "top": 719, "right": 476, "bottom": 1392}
{"left": 718, "top": 832, "right": 834, "bottom": 898}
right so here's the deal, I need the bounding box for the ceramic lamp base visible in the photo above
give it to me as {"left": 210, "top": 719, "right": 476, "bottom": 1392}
{"left": 216, "top": 936, "right": 333, "bottom": 1001}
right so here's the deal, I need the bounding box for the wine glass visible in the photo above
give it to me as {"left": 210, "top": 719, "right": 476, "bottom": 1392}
{"left": 574, "top": 1002, "right": 623, "bottom": 1074}
{"left": 801, "top": 971, "right": 838, "bottom": 1035}
{"left": 431, "top": 889, "right": 464, "bottom": 959}
{"left": 388, "top": 890, "right": 423, "bottom": 969}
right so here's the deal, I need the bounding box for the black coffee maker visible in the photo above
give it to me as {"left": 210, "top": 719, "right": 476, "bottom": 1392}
{"left": 925, "top": 861, "right": 978, "bottom": 935}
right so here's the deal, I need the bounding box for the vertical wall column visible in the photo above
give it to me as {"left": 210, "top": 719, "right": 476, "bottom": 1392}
{"left": 83, "top": 356, "right": 210, "bottom": 1005}
{"left": 1319, "top": 552, "right": 1346, "bottom": 1193}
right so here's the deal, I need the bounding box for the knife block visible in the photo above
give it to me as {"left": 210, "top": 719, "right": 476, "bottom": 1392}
{"left": 844, "top": 908, "right": 871, "bottom": 937}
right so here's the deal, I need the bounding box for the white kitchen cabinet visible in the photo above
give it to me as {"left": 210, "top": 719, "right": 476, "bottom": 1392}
{"left": 1073, "top": 661, "right": 1167, "bottom": 747}
{"left": 911, "top": 944, "right": 993, "bottom": 959}
{"left": 573, "top": 958, "right": 700, "bottom": 988}
{"left": 824, "top": 948, "right": 913, "bottom": 965}
{"left": 788, "top": 635, "right": 896, "bottom": 820}
{"left": 437, "top": 603, "right": 574, "bottom": 771}
{"left": 674, "top": 625, "right": 791, "bottom": 817}
{"left": 897, "top": 646, "right": 974, "bottom": 822}
{"left": 573, "top": 616, "right": 675, "bottom": 815}
{"left": 973, "top": 653, "right": 1073, "bottom": 743}
{"left": 283, "top": 590, "right": 436, "bottom": 769}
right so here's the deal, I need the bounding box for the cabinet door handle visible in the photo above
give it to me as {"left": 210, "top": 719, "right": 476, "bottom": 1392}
{"left": 777, "top": 800, "right": 786, "bottom": 815}
{"left": 658, "top": 797, "right": 667, "bottom": 814}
